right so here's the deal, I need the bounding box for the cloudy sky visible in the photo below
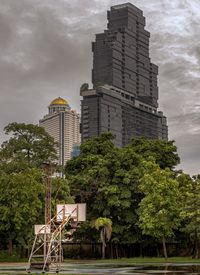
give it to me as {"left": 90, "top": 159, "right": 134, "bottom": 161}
{"left": 0, "top": 0, "right": 200, "bottom": 175}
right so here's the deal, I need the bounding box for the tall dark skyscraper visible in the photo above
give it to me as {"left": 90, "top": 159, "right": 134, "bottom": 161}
{"left": 81, "top": 3, "right": 168, "bottom": 147}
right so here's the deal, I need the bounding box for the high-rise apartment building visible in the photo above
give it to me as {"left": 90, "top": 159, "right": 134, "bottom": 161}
{"left": 81, "top": 3, "right": 168, "bottom": 146}
{"left": 39, "top": 97, "right": 81, "bottom": 167}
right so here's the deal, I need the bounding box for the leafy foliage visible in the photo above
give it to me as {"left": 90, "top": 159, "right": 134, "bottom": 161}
{"left": 0, "top": 168, "right": 45, "bottom": 250}
{"left": 0, "top": 125, "right": 187, "bottom": 258}
{"left": 0, "top": 122, "right": 57, "bottom": 168}
{"left": 179, "top": 174, "right": 200, "bottom": 258}
{"left": 51, "top": 177, "right": 74, "bottom": 214}
{"left": 137, "top": 160, "right": 182, "bottom": 258}
{"left": 66, "top": 134, "right": 181, "bottom": 247}
{"left": 93, "top": 217, "right": 112, "bottom": 259}
{"left": 128, "top": 137, "right": 180, "bottom": 169}
{"left": 179, "top": 175, "right": 200, "bottom": 233}
{"left": 66, "top": 133, "right": 144, "bottom": 244}
{"left": 138, "top": 161, "right": 181, "bottom": 238}
{"left": 93, "top": 217, "right": 112, "bottom": 241}
{"left": 0, "top": 122, "right": 73, "bottom": 256}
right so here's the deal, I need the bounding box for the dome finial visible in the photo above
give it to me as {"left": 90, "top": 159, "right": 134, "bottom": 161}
{"left": 50, "top": 97, "right": 68, "bottom": 106}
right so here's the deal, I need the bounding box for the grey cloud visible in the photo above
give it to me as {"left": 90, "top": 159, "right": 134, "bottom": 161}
{"left": 0, "top": 0, "right": 200, "bottom": 175}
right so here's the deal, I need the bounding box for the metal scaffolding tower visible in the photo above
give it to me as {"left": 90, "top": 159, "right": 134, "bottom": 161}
{"left": 26, "top": 163, "right": 86, "bottom": 273}
{"left": 26, "top": 204, "right": 86, "bottom": 273}
{"left": 42, "top": 162, "right": 53, "bottom": 225}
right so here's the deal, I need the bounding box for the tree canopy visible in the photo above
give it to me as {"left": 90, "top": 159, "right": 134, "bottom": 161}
{"left": 66, "top": 133, "right": 181, "bottom": 246}
{"left": 2, "top": 126, "right": 198, "bottom": 259}
{"left": 128, "top": 137, "right": 180, "bottom": 169}
{"left": 179, "top": 174, "right": 200, "bottom": 258}
{"left": 0, "top": 168, "right": 45, "bottom": 254}
{"left": 137, "top": 160, "right": 182, "bottom": 259}
{"left": 0, "top": 122, "right": 73, "bottom": 257}
{"left": 0, "top": 122, "right": 57, "bottom": 168}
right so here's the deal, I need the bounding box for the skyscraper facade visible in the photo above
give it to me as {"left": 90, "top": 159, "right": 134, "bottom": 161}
{"left": 81, "top": 3, "right": 168, "bottom": 146}
{"left": 39, "top": 97, "right": 81, "bottom": 167}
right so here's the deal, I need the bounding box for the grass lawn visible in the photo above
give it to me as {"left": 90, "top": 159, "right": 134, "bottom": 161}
{"left": 93, "top": 257, "right": 200, "bottom": 263}
{"left": 0, "top": 256, "right": 200, "bottom": 263}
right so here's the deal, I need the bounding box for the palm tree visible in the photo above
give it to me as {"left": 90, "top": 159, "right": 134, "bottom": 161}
{"left": 93, "top": 217, "right": 112, "bottom": 259}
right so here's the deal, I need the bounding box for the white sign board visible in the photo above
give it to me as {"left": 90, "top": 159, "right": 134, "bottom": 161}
{"left": 57, "top": 204, "right": 77, "bottom": 222}
{"left": 56, "top": 203, "right": 86, "bottom": 222}
{"left": 77, "top": 203, "right": 86, "bottom": 222}
{"left": 34, "top": 224, "right": 51, "bottom": 235}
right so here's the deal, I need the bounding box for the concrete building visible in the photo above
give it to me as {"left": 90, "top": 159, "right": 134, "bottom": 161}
{"left": 81, "top": 3, "right": 168, "bottom": 146}
{"left": 39, "top": 97, "right": 81, "bottom": 167}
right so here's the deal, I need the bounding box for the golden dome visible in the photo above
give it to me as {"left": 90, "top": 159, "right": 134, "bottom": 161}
{"left": 50, "top": 97, "right": 68, "bottom": 106}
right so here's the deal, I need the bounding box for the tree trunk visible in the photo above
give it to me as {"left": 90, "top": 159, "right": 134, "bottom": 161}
{"left": 157, "top": 245, "right": 160, "bottom": 257}
{"left": 101, "top": 228, "right": 106, "bottom": 259}
{"left": 102, "top": 243, "right": 105, "bottom": 259}
{"left": 116, "top": 244, "right": 119, "bottom": 259}
{"left": 139, "top": 243, "right": 143, "bottom": 257}
{"left": 162, "top": 236, "right": 168, "bottom": 260}
{"left": 194, "top": 229, "right": 199, "bottom": 259}
{"left": 20, "top": 246, "right": 25, "bottom": 258}
{"left": 110, "top": 243, "right": 113, "bottom": 259}
{"left": 27, "top": 149, "right": 30, "bottom": 164}
{"left": 8, "top": 239, "right": 13, "bottom": 256}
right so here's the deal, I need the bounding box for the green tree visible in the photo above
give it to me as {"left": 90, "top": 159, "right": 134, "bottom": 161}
{"left": 0, "top": 122, "right": 57, "bottom": 168}
{"left": 0, "top": 170, "right": 74, "bottom": 257}
{"left": 66, "top": 134, "right": 181, "bottom": 255}
{"left": 179, "top": 174, "right": 200, "bottom": 258}
{"left": 128, "top": 137, "right": 180, "bottom": 169}
{"left": 137, "top": 160, "right": 182, "bottom": 259}
{"left": 0, "top": 168, "right": 45, "bottom": 256}
{"left": 65, "top": 132, "right": 118, "bottom": 215}
{"left": 66, "top": 133, "right": 143, "bottom": 247}
{"left": 93, "top": 217, "right": 112, "bottom": 259}
{"left": 0, "top": 123, "right": 75, "bottom": 257}
{"left": 51, "top": 177, "right": 74, "bottom": 215}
